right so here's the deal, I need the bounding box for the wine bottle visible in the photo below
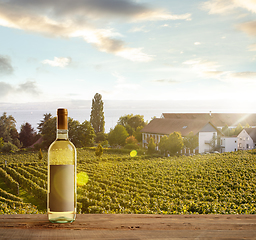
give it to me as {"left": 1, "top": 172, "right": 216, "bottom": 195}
{"left": 47, "top": 108, "right": 77, "bottom": 223}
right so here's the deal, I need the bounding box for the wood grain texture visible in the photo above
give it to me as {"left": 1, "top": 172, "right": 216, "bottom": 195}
{"left": 0, "top": 214, "right": 256, "bottom": 239}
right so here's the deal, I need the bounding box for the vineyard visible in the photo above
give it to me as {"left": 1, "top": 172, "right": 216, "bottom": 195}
{"left": 0, "top": 149, "right": 256, "bottom": 214}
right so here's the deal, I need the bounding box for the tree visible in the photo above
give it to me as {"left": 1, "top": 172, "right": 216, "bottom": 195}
{"left": 159, "top": 132, "right": 184, "bottom": 156}
{"left": 183, "top": 132, "right": 198, "bottom": 152}
{"left": 168, "top": 132, "right": 184, "bottom": 155}
{"left": 234, "top": 123, "right": 243, "bottom": 136}
{"left": 125, "top": 136, "right": 138, "bottom": 145}
{"left": 19, "top": 122, "right": 37, "bottom": 148}
{"left": 90, "top": 93, "right": 105, "bottom": 138}
{"left": 95, "top": 144, "right": 103, "bottom": 157}
{"left": 38, "top": 149, "right": 43, "bottom": 161}
{"left": 222, "top": 124, "right": 229, "bottom": 136}
{"left": 117, "top": 114, "right": 146, "bottom": 140}
{"left": 41, "top": 116, "right": 95, "bottom": 148}
{"left": 1, "top": 142, "right": 19, "bottom": 153}
{"left": 71, "top": 120, "right": 95, "bottom": 148}
{"left": 108, "top": 125, "right": 129, "bottom": 147}
{"left": 0, "top": 112, "right": 17, "bottom": 143}
{"left": 124, "top": 135, "right": 139, "bottom": 150}
{"left": 159, "top": 135, "right": 169, "bottom": 156}
{"left": 38, "top": 113, "right": 52, "bottom": 134}
{"left": 10, "top": 128, "right": 22, "bottom": 148}
{"left": 147, "top": 137, "right": 156, "bottom": 155}
{"left": 134, "top": 125, "right": 144, "bottom": 142}
{"left": 41, "top": 117, "right": 56, "bottom": 148}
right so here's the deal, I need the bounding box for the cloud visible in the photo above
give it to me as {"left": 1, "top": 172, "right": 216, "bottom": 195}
{"left": 129, "top": 26, "right": 149, "bottom": 33}
{"left": 17, "top": 80, "right": 40, "bottom": 95}
{"left": 183, "top": 58, "right": 221, "bottom": 74}
{"left": 194, "top": 42, "right": 201, "bottom": 45}
{"left": 153, "top": 79, "right": 178, "bottom": 84}
{"left": 0, "top": 82, "right": 13, "bottom": 97}
{"left": 0, "top": 0, "right": 190, "bottom": 62}
{"left": 226, "top": 71, "right": 256, "bottom": 79}
{"left": 0, "top": 80, "right": 40, "bottom": 99}
{"left": 0, "top": 55, "right": 14, "bottom": 75}
{"left": 183, "top": 58, "right": 256, "bottom": 84}
{"left": 201, "top": 0, "right": 256, "bottom": 15}
{"left": 238, "top": 20, "right": 256, "bottom": 36}
{"left": 42, "top": 57, "right": 72, "bottom": 67}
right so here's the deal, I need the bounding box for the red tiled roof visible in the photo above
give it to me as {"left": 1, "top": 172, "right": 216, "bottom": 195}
{"left": 162, "top": 113, "right": 256, "bottom": 127}
{"left": 140, "top": 118, "right": 216, "bottom": 136}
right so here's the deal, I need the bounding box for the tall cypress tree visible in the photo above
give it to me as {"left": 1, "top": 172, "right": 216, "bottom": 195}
{"left": 90, "top": 93, "right": 105, "bottom": 135}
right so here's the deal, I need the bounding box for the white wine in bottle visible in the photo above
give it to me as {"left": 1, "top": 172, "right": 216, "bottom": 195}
{"left": 47, "top": 108, "right": 77, "bottom": 223}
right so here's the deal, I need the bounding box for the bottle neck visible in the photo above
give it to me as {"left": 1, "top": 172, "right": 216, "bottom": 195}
{"left": 56, "top": 129, "right": 68, "bottom": 140}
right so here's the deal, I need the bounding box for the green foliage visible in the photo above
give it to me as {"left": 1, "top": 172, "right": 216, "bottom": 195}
{"left": 234, "top": 123, "right": 243, "bottom": 136}
{"left": 38, "top": 149, "right": 43, "bottom": 161}
{"left": 95, "top": 144, "right": 103, "bottom": 157}
{"left": 0, "top": 167, "right": 19, "bottom": 194}
{"left": 90, "top": 93, "right": 105, "bottom": 135}
{"left": 40, "top": 116, "right": 95, "bottom": 148}
{"left": 19, "top": 122, "right": 37, "bottom": 147}
{"left": 108, "top": 125, "right": 129, "bottom": 146}
{"left": 222, "top": 123, "right": 245, "bottom": 137}
{"left": 183, "top": 132, "right": 198, "bottom": 151}
{"left": 1, "top": 149, "right": 256, "bottom": 215}
{"left": 0, "top": 112, "right": 20, "bottom": 147}
{"left": 124, "top": 143, "right": 139, "bottom": 150}
{"left": 37, "top": 113, "right": 52, "bottom": 134}
{"left": 1, "top": 142, "right": 19, "bottom": 153}
{"left": 117, "top": 114, "right": 146, "bottom": 139}
{"left": 147, "top": 137, "right": 156, "bottom": 154}
{"left": 95, "top": 132, "right": 108, "bottom": 144}
{"left": 100, "top": 140, "right": 109, "bottom": 148}
{"left": 0, "top": 202, "right": 39, "bottom": 214}
{"left": 0, "top": 137, "right": 4, "bottom": 149}
{"left": 41, "top": 117, "right": 56, "bottom": 148}
{"left": 68, "top": 119, "right": 95, "bottom": 147}
{"left": 159, "top": 132, "right": 184, "bottom": 156}
{"left": 158, "top": 135, "right": 168, "bottom": 156}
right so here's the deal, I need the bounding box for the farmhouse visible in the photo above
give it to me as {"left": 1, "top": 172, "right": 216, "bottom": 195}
{"left": 237, "top": 128, "right": 256, "bottom": 150}
{"left": 141, "top": 113, "right": 256, "bottom": 154}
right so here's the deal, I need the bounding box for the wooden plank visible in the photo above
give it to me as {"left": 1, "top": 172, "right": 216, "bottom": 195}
{"left": 0, "top": 214, "right": 256, "bottom": 239}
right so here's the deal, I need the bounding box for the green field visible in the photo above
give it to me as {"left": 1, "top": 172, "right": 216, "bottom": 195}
{"left": 0, "top": 149, "right": 256, "bottom": 214}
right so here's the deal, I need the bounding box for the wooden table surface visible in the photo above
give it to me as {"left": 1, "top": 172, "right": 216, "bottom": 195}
{"left": 0, "top": 214, "right": 256, "bottom": 239}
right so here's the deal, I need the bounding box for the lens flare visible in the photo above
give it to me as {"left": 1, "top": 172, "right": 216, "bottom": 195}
{"left": 77, "top": 172, "right": 89, "bottom": 187}
{"left": 130, "top": 150, "right": 137, "bottom": 157}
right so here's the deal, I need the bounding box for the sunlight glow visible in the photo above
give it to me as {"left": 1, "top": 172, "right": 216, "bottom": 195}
{"left": 130, "top": 150, "right": 137, "bottom": 157}
{"left": 77, "top": 172, "right": 89, "bottom": 187}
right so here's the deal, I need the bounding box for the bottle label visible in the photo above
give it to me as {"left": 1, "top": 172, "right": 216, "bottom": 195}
{"left": 49, "top": 165, "right": 74, "bottom": 212}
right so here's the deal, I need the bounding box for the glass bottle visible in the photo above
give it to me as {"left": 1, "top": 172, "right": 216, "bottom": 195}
{"left": 47, "top": 108, "right": 77, "bottom": 223}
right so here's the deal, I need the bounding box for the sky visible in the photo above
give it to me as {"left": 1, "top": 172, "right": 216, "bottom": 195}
{"left": 0, "top": 0, "right": 256, "bottom": 112}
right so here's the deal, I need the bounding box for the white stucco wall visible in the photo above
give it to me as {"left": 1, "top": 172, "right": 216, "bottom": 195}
{"left": 221, "top": 137, "right": 238, "bottom": 152}
{"left": 237, "top": 130, "right": 254, "bottom": 150}
{"left": 198, "top": 132, "right": 217, "bottom": 153}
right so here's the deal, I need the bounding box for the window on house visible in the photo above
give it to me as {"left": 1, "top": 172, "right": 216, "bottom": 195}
{"left": 246, "top": 144, "right": 249, "bottom": 149}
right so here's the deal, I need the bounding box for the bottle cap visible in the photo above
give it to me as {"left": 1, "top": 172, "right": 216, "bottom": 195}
{"left": 57, "top": 108, "right": 68, "bottom": 129}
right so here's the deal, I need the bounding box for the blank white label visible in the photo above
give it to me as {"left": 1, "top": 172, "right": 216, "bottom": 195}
{"left": 49, "top": 165, "right": 74, "bottom": 212}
